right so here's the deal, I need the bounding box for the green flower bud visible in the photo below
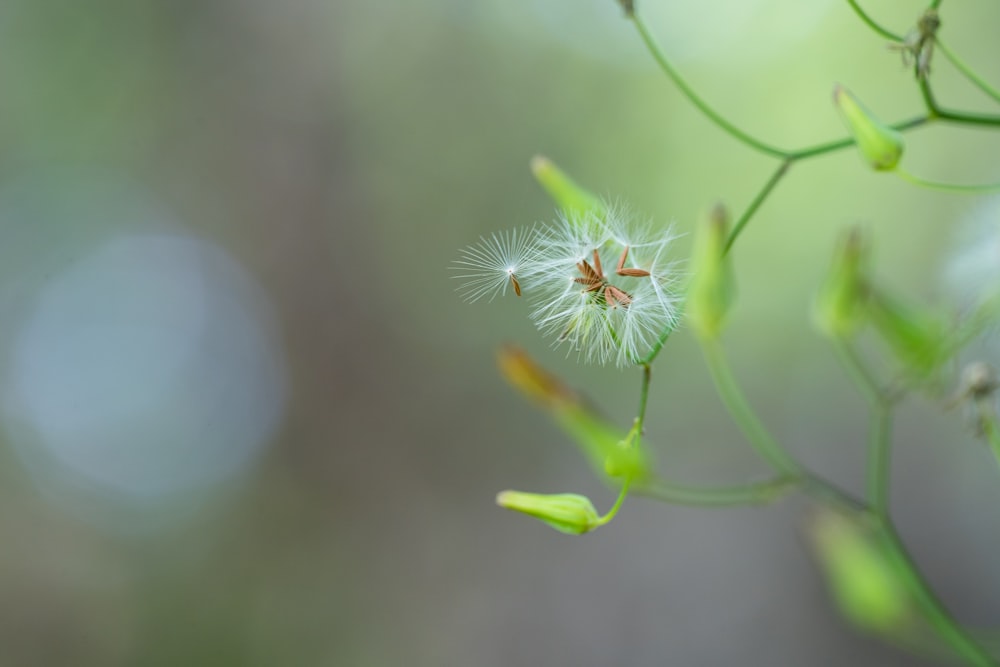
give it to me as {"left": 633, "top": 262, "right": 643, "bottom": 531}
{"left": 686, "top": 203, "right": 735, "bottom": 340}
{"left": 496, "top": 490, "right": 600, "bottom": 535}
{"left": 813, "top": 227, "right": 871, "bottom": 339}
{"left": 530, "top": 155, "right": 606, "bottom": 220}
{"left": 868, "top": 289, "right": 949, "bottom": 377}
{"left": 806, "top": 508, "right": 911, "bottom": 633}
{"left": 833, "top": 85, "right": 904, "bottom": 171}
{"left": 497, "top": 346, "right": 652, "bottom": 481}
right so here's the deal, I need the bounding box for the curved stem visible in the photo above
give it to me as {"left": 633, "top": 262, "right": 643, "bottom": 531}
{"left": 830, "top": 341, "right": 995, "bottom": 664}
{"left": 630, "top": 13, "right": 789, "bottom": 159}
{"left": 701, "top": 339, "right": 803, "bottom": 477}
{"left": 724, "top": 160, "right": 791, "bottom": 255}
{"left": 843, "top": 0, "right": 904, "bottom": 42}
{"left": 596, "top": 477, "right": 632, "bottom": 526}
{"left": 878, "top": 520, "right": 999, "bottom": 666}
{"left": 936, "top": 38, "right": 1000, "bottom": 105}
{"left": 919, "top": 77, "right": 941, "bottom": 118}
{"left": 633, "top": 476, "right": 796, "bottom": 506}
{"left": 896, "top": 167, "right": 1000, "bottom": 194}
{"left": 640, "top": 303, "right": 682, "bottom": 365}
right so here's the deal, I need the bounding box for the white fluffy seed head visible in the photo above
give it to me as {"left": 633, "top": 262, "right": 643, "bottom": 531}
{"left": 452, "top": 202, "right": 682, "bottom": 366}
{"left": 523, "top": 204, "right": 683, "bottom": 367}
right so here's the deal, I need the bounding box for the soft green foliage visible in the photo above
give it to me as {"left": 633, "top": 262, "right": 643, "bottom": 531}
{"left": 455, "top": 2, "right": 1000, "bottom": 665}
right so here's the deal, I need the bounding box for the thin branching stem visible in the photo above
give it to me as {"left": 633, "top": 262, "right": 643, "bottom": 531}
{"left": 831, "top": 340, "right": 997, "bottom": 664}
{"left": 832, "top": 339, "right": 894, "bottom": 515}
{"left": 701, "top": 339, "right": 801, "bottom": 477}
{"left": 633, "top": 476, "right": 795, "bottom": 506}
{"left": 844, "top": 0, "right": 903, "bottom": 42}
{"left": 896, "top": 168, "right": 1000, "bottom": 194}
{"left": 630, "top": 14, "right": 789, "bottom": 159}
{"left": 936, "top": 38, "right": 1000, "bottom": 104}
{"left": 724, "top": 160, "right": 790, "bottom": 255}
{"left": 921, "top": 78, "right": 1000, "bottom": 126}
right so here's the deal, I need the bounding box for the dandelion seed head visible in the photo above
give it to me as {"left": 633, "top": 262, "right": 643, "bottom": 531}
{"left": 452, "top": 201, "right": 682, "bottom": 366}
{"left": 525, "top": 203, "right": 683, "bottom": 367}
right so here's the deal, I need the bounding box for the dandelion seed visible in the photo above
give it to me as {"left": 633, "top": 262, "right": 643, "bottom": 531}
{"left": 452, "top": 227, "right": 538, "bottom": 302}
{"left": 522, "top": 203, "right": 683, "bottom": 366}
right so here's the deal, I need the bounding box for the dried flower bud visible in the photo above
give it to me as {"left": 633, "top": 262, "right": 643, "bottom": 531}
{"left": 960, "top": 362, "right": 998, "bottom": 401}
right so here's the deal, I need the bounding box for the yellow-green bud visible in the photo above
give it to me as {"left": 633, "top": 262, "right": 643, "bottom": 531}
{"left": 833, "top": 85, "right": 904, "bottom": 171}
{"left": 813, "top": 227, "right": 871, "bottom": 339}
{"left": 530, "top": 155, "right": 606, "bottom": 220}
{"left": 686, "top": 203, "right": 734, "bottom": 340}
{"left": 496, "top": 346, "right": 652, "bottom": 481}
{"left": 496, "top": 491, "right": 600, "bottom": 535}
{"left": 806, "top": 508, "right": 911, "bottom": 633}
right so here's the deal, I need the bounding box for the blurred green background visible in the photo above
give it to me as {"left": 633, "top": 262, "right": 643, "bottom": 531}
{"left": 0, "top": 0, "right": 998, "bottom": 664}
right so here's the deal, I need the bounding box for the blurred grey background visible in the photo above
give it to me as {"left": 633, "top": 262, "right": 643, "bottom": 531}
{"left": 0, "top": 0, "right": 998, "bottom": 664}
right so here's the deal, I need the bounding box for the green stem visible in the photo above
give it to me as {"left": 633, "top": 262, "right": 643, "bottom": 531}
{"left": 722, "top": 115, "right": 929, "bottom": 256}
{"left": 630, "top": 13, "right": 789, "bottom": 159}
{"left": 701, "top": 338, "right": 867, "bottom": 512}
{"left": 844, "top": 0, "right": 903, "bottom": 41}
{"left": 896, "top": 167, "right": 1000, "bottom": 194}
{"left": 724, "top": 160, "right": 791, "bottom": 255}
{"left": 636, "top": 363, "right": 652, "bottom": 436}
{"left": 640, "top": 303, "right": 682, "bottom": 366}
{"left": 936, "top": 38, "right": 1000, "bottom": 105}
{"left": 596, "top": 477, "right": 631, "bottom": 525}
{"left": 633, "top": 476, "right": 796, "bottom": 506}
{"left": 921, "top": 79, "right": 1000, "bottom": 126}
{"left": 878, "top": 520, "right": 999, "bottom": 666}
{"left": 868, "top": 401, "right": 893, "bottom": 514}
{"left": 833, "top": 339, "right": 896, "bottom": 514}
{"left": 701, "top": 339, "right": 802, "bottom": 477}
{"left": 919, "top": 77, "right": 940, "bottom": 118}
{"left": 830, "top": 342, "right": 994, "bottom": 664}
